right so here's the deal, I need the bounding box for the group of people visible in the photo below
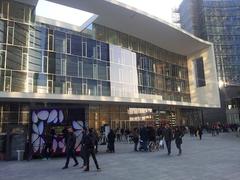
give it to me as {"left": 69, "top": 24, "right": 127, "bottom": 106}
{"left": 136, "top": 124, "right": 184, "bottom": 155}
{"left": 106, "top": 125, "right": 185, "bottom": 156}
{"left": 61, "top": 128, "right": 100, "bottom": 172}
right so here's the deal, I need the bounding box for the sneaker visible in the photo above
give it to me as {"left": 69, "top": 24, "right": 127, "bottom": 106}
{"left": 62, "top": 166, "right": 68, "bottom": 170}
{"left": 83, "top": 168, "right": 89, "bottom": 172}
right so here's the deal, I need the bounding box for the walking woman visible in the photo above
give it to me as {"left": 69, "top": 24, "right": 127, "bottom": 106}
{"left": 174, "top": 127, "right": 184, "bottom": 155}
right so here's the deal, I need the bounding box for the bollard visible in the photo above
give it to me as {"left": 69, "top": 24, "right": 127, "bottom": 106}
{"left": 16, "top": 150, "right": 24, "bottom": 161}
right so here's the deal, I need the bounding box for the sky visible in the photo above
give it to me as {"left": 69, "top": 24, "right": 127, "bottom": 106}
{"left": 36, "top": 0, "right": 183, "bottom": 27}
{"left": 116, "top": 0, "right": 183, "bottom": 23}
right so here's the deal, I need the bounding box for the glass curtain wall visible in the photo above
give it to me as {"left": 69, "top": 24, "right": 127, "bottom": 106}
{"left": 203, "top": 0, "right": 240, "bottom": 85}
{"left": 87, "top": 24, "right": 190, "bottom": 102}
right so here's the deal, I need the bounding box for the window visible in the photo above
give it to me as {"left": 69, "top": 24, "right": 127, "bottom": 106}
{"left": 21, "top": 53, "right": 28, "bottom": 70}
{"left": 29, "top": 30, "right": 35, "bottom": 47}
{"left": 82, "top": 42, "right": 87, "bottom": 57}
{"left": 82, "top": 82, "right": 87, "bottom": 95}
{"left": 194, "top": 57, "right": 206, "bottom": 87}
{"left": 78, "top": 60, "right": 83, "bottom": 77}
{"left": 47, "top": 80, "right": 53, "bottom": 93}
{"left": 97, "top": 83, "right": 102, "bottom": 96}
{"left": 43, "top": 56, "right": 48, "bottom": 73}
{"left": 61, "top": 58, "right": 66, "bottom": 75}
{"left": 0, "top": 50, "right": 6, "bottom": 68}
{"left": 7, "top": 26, "right": 14, "bottom": 45}
{"left": 96, "top": 44, "right": 101, "bottom": 59}
{"left": 93, "top": 64, "right": 98, "bottom": 79}
{"left": 67, "top": 37, "right": 71, "bottom": 54}
{"left": 4, "top": 76, "right": 11, "bottom": 92}
{"left": 48, "top": 34, "right": 54, "bottom": 51}
{"left": 106, "top": 66, "right": 110, "bottom": 80}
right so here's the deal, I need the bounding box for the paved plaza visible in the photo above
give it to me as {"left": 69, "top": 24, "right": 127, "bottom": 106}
{"left": 0, "top": 133, "right": 240, "bottom": 180}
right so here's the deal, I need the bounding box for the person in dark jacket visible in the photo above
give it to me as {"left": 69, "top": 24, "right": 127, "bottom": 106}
{"left": 198, "top": 127, "right": 203, "bottom": 140}
{"left": 174, "top": 127, "right": 184, "bottom": 155}
{"left": 62, "top": 128, "right": 79, "bottom": 169}
{"left": 43, "top": 128, "right": 55, "bottom": 160}
{"left": 132, "top": 128, "right": 139, "bottom": 151}
{"left": 139, "top": 126, "right": 148, "bottom": 151}
{"left": 164, "top": 124, "right": 173, "bottom": 155}
{"left": 79, "top": 129, "right": 87, "bottom": 169}
{"left": 82, "top": 129, "right": 100, "bottom": 172}
{"left": 107, "top": 129, "right": 116, "bottom": 153}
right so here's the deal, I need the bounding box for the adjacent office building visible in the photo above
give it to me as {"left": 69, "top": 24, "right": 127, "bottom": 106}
{"left": 0, "top": 0, "right": 220, "bottom": 159}
{"left": 178, "top": 0, "right": 240, "bottom": 124}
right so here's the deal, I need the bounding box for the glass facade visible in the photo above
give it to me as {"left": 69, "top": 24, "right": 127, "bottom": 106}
{"left": 180, "top": 0, "right": 240, "bottom": 85}
{"left": 83, "top": 24, "right": 190, "bottom": 102}
{"left": 0, "top": 0, "right": 193, "bottom": 135}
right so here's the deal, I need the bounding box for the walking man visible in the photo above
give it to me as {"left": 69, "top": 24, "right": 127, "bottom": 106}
{"left": 62, "top": 128, "right": 79, "bottom": 169}
{"left": 82, "top": 129, "right": 100, "bottom": 172}
{"left": 198, "top": 126, "right": 203, "bottom": 140}
{"left": 164, "top": 124, "right": 173, "bottom": 155}
{"left": 174, "top": 127, "right": 184, "bottom": 155}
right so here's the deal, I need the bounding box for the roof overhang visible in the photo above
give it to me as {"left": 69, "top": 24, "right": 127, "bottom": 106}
{"left": 42, "top": 0, "right": 211, "bottom": 56}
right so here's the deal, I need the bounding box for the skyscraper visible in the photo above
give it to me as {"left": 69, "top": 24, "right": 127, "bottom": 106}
{"left": 179, "top": 0, "right": 240, "bottom": 124}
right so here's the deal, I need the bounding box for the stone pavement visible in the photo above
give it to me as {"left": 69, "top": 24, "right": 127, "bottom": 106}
{"left": 0, "top": 133, "right": 240, "bottom": 180}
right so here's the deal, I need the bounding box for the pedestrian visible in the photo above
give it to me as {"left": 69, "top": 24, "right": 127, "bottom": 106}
{"left": 198, "top": 126, "right": 203, "bottom": 140}
{"left": 116, "top": 128, "right": 121, "bottom": 142}
{"left": 79, "top": 128, "right": 87, "bottom": 169}
{"left": 139, "top": 126, "right": 148, "bottom": 152}
{"left": 82, "top": 129, "right": 100, "bottom": 172}
{"left": 174, "top": 127, "right": 184, "bottom": 155}
{"left": 62, "top": 128, "right": 79, "bottom": 169}
{"left": 107, "top": 129, "right": 116, "bottom": 153}
{"left": 120, "top": 128, "right": 124, "bottom": 141}
{"left": 163, "top": 124, "right": 173, "bottom": 155}
{"left": 132, "top": 128, "right": 139, "bottom": 151}
{"left": 43, "top": 128, "right": 55, "bottom": 160}
{"left": 157, "top": 126, "right": 164, "bottom": 149}
{"left": 92, "top": 129, "right": 99, "bottom": 153}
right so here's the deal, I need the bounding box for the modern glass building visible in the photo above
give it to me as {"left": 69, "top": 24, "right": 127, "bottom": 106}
{"left": 179, "top": 0, "right": 240, "bottom": 124}
{"left": 0, "top": 0, "right": 220, "bottom": 159}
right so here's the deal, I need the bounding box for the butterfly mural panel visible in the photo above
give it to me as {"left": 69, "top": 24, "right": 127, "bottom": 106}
{"left": 30, "top": 109, "right": 85, "bottom": 157}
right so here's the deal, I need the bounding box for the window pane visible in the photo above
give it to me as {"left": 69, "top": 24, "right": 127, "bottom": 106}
{"left": 194, "top": 57, "right": 206, "bottom": 87}
{"left": 12, "top": 71, "right": 27, "bottom": 92}
{"left": 14, "top": 23, "right": 28, "bottom": 46}
{"left": 0, "top": 20, "right": 7, "bottom": 43}
{"left": 28, "top": 49, "right": 42, "bottom": 72}
{"left": 0, "top": 51, "right": 6, "bottom": 68}
{"left": 6, "top": 46, "right": 22, "bottom": 70}
{"left": 9, "top": 2, "right": 24, "bottom": 22}
{"left": 101, "top": 42, "right": 109, "bottom": 61}
{"left": 54, "top": 30, "right": 66, "bottom": 53}
{"left": 87, "top": 38, "right": 96, "bottom": 58}
{"left": 83, "top": 59, "right": 93, "bottom": 78}
{"left": 34, "top": 26, "right": 48, "bottom": 50}
{"left": 7, "top": 26, "right": 13, "bottom": 44}
{"left": 66, "top": 55, "right": 78, "bottom": 76}
{"left": 71, "top": 35, "right": 81, "bottom": 56}
{"left": 49, "top": 34, "right": 54, "bottom": 51}
{"left": 98, "top": 61, "right": 107, "bottom": 80}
